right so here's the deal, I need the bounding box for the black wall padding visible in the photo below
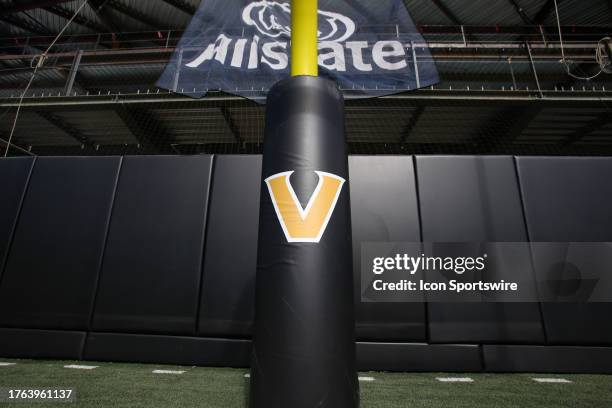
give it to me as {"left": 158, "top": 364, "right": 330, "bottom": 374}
{"left": 198, "top": 155, "right": 261, "bottom": 337}
{"left": 0, "top": 157, "right": 34, "bottom": 280}
{"left": 349, "top": 156, "right": 425, "bottom": 341}
{"left": 93, "top": 156, "right": 212, "bottom": 335}
{"left": 516, "top": 157, "right": 612, "bottom": 345}
{"left": 357, "top": 342, "right": 482, "bottom": 372}
{"left": 483, "top": 345, "right": 612, "bottom": 373}
{"left": 0, "top": 328, "right": 85, "bottom": 360}
{"left": 84, "top": 334, "right": 484, "bottom": 372}
{"left": 416, "top": 156, "right": 544, "bottom": 344}
{"left": 85, "top": 333, "right": 252, "bottom": 367}
{"left": 0, "top": 157, "right": 121, "bottom": 330}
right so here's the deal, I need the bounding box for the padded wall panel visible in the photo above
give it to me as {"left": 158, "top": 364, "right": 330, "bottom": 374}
{"left": 198, "top": 155, "right": 261, "bottom": 337}
{"left": 416, "top": 156, "right": 544, "bottom": 343}
{"left": 93, "top": 155, "right": 212, "bottom": 335}
{"left": 349, "top": 156, "right": 425, "bottom": 341}
{"left": 483, "top": 345, "right": 612, "bottom": 373}
{"left": 0, "top": 157, "right": 121, "bottom": 330}
{"left": 0, "top": 328, "right": 85, "bottom": 360}
{"left": 85, "top": 333, "right": 251, "bottom": 367}
{"left": 357, "top": 342, "right": 482, "bottom": 372}
{"left": 84, "top": 335, "right": 482, "bottom": 371}
{"left": 516, "top": 157, "right": 612, "bottom": 345}
{"left": 0, "top": 157, "right": 34, "bottom": 279}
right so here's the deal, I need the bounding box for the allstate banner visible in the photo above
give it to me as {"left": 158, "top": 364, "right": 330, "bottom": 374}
{"left": 156, "top": 0, "right": 439, "bottom": 102}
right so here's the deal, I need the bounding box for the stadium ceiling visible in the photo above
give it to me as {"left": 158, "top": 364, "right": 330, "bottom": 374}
{"left": 0, "top": 0, "right": 611, "bottom": 156}
{"left": 0, "top": 0, "right": 611, "bottom": 38}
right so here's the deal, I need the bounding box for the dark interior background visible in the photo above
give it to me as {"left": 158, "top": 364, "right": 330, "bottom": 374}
{"left": 1, "top": 0, "right": 612, "bottom": 157}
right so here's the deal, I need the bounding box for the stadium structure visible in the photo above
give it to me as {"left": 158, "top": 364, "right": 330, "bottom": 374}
{"left": 0, "top": 0, "right": 611, "bottom": 156}
{"left": 1, "top": 0, "right": 612, "bottom": 398}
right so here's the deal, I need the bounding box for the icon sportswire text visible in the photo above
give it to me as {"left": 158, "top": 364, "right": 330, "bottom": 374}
{"left": 265, "top": 171, "right": 345, "bottom": 243}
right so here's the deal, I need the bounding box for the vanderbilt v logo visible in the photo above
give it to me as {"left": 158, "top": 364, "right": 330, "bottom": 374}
{"left": 265, "top": 171, "right": 345, "bottom": 243}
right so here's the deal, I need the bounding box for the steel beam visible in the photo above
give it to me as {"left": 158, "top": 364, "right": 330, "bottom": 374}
{"left": 44, "top": 4, "right": 107, "bottom": 32}
{"left": 0, "top": 41, "right": 601, "bottom": 67}
{"left": 564, "top": 111, "right": 612, "bottom": 145}
{"left": 87, "top": 0, "right": 120, "bottom": 32}
{"left": 166, "top": 141, "right": 612, "bottom": 156}
{"left": 220, "top": 106, "right": 242, "bottom": 144}
{"left": 473, "top": 103, "right": 544, "bottom": 153}
{"left": 63, "top": 50, "right": 84, "bottom": 95}
{"left": 4, "top": 92, "right": 612, "bottom": 110}
{"left": 507, "top": 0, "right": 534, "bottom": 25}
{"left": 534, "top": 0, "right": 557, "bottom": 24}
{"left": 87, "top": 0, "right": 156, "bottom": 48}
{"left": 0, "top": 0, "right": 73, "bottom": 13}
{"left": 525, "top": 42, "right": 543, "bottom": 98}
{"left": 105, "top": 0, "right": 170, "bottom": 30}
{"left": 430, "top": 0, "right": 462, "bottom": 26}
{"left": 400, "top": 106, "right": 424, "bottom": 143}
{"left": 114, "top": 105, "right": 172, "bottom": 153}
{"left": 161, "top": 0, "right": 197, "bottom": 16}
{"left": 2, "top": 25, "right": 609, "bottom": 49}
{"left": 21, "top": 140, "right": 612, "bottom": 157}
{"left": 0, "top": 14, "right": 52, "bottom": 36}
{"left": 0, "top": 134, "right": 35, "bottom": 156}
{"left": 36, "top": 110, "right": 95, "bottom": 149}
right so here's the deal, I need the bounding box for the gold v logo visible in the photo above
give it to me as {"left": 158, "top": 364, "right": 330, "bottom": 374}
{"left": 265, "top": 171, "right": 345, "bottom": 243}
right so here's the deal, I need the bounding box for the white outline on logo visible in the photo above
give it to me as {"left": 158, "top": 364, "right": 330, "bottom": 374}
{"left": 265, "top": 170, "right": 346, "bottom": 243}
{"left": 242, "top": 1, "right": 356, "bottom": 42}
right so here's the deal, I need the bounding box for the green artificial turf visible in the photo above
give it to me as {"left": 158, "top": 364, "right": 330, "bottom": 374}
{"left": 0, "top": 358, "right": 610, "bottom": 407}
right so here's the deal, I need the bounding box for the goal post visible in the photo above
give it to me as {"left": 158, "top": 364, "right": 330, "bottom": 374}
{"left": 249, "top": 1, "right": 359, "bottom": 407}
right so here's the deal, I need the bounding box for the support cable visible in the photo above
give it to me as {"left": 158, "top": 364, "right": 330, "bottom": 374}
{"left": 4, "top": 0, "right": 91, "bottom": 157}
{"left": 553, "top": 0, "right": 610, "bottom": 81}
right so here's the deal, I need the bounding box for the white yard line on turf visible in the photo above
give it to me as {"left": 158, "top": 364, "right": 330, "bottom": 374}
{"left": 436, "top": 377, "right": 474, "bottom": 383}
{"left": 244, "top": 374, "right": 375, "bottom": 382}
{"left": 0, "top": 362, "right": 16, "bottom": 366}
{"left": 532, "top": 378, "right": 572, "bottom": 383}
{"left": 153, "top": 370, "right": 185, "bottom": 374}
{"left": 64, "top": 365, "right": 98, "bottom": 370}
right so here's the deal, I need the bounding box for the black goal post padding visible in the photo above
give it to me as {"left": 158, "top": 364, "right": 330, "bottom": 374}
{"left": 250, "top": 75, "right": 359, "bottom": 408}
